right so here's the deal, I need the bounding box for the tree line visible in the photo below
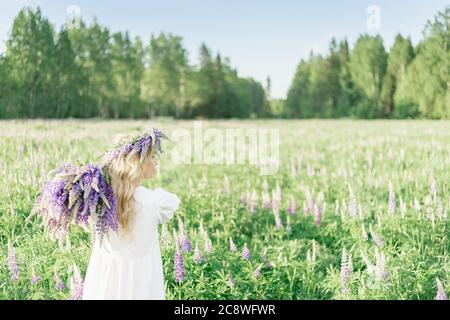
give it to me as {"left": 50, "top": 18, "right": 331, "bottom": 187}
{"left": 0, "top": 7, "right": 270, "bottom": 119}
{"left": 0, "top": 7, "right": 448, "bottom": 119}
{"left": 285, "top": 7, "right": 449, "bottom": 119}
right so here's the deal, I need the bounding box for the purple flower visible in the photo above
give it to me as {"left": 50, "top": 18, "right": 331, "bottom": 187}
{"left": 204, "top": 231, "right": 213, "bottom": 254}
{"left": 253, "top": 265, "right": 263, "bottom": 279}
{"left": 436, "top": 278, "right": 448, "bottom": 300}
{"left": 348, "top": 187, "right": 358, "bottom": 218}
{"left": 314, "top": 204, "right": 322, "bottom": 227}
{"left": 193, "top": 242, "right": 202, "bottom": 264}
{"left": 240, "top": 191, "right": 248, "bottom": 205}
{"left": 227, "top": 272, "right": 235, "bottom": 288}
{"left": 262, "top": 191, "right": 271, "bottom": 209}
{"left": 249, "top": 190, "right": 258, "bottom": 213}
{"left": 370, "top": 225, "right": 384, "bottom": 247}
{"left": 286, "top": 215, "right": 292, "bottom": 235}
{"left": 181, "top": 235, "right": 191, "bottom": 253}
{"left": 340, "top": 248, "right": 352, "bottom": 293}
{"left": 242, "top": 243, "right": 251, "bottom": 260}
{"left": 54, "top": 272, "right": 65, "bottom": 291}
{"left": 69, "top": 263, "right": 84, "bottom": 300}
{"left": 286, "top": 195, "right": 297, "bottom": 215}
{"left": 174, "top": 246, "right": 185, "bottom": 284}
{"left": 223, "top": 175, "right": 230, "bottom": 194}
{"left": 33, "top": 162, "right": 119, "bottom": 246}
{"left": 31, "top": 267, "right": 40, "bottom": 285}
{"left": 8, "top": 240, "right": 19, "bottom": 283}
{"left": 388, "top": 181, "right": 396, "bottom": 214}
{"left": 375, "top": 249, "right": 390, "bottom": 284}
{"left": 229, "top": 237, "right": 237, "bottom": 253}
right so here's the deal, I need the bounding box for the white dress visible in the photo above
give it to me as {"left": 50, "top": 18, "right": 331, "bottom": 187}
{"left": 82, "top": 186, "right": 180, "bottom": 300}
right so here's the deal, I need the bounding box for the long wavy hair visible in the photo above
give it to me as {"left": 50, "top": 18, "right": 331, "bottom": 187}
{"left": 105, "top": 133, "right": 153, "bottom": 238}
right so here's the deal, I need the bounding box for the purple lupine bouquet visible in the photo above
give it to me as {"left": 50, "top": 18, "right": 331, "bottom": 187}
{"left": 31, "top": 162, "right": 118, "bottom": 246}
{"left": 31, "top": 127, "right": 168, "bottom": 246}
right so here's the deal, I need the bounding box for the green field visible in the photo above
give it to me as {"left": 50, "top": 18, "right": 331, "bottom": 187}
{"left": 0, "top": 119, "right": 449, "bottom": 299}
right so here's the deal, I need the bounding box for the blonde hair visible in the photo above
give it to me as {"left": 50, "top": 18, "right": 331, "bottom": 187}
{"left": 106, "top": 133, "right": 153, "bottom": 237}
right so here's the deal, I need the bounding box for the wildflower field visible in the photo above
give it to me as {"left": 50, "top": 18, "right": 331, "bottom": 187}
{"left": 0, "top": 119, "right": 449, "bottom": 300}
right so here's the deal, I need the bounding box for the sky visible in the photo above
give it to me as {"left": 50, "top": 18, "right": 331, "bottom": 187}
{"left": 0, "top": 0, "right": 448, "bottom": 99}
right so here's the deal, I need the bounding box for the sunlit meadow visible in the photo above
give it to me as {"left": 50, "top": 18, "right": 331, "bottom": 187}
{"left": 0, "top": 119, "right": 449, "bottom": 300}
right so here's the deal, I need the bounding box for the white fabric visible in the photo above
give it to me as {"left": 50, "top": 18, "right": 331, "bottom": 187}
{"left": 82, "top": 187, "right": 180, "bottom": 300}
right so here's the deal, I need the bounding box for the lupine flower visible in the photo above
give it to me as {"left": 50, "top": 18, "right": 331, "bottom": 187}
{"left": 204, "top": 231, "right": 213, "bottom": 254}
{"left": 31, "top": 267, "right": 40, "bottom": 285}
{"left": 261, "top": 249, "right": 273, "bottom": 269}
{"left": 388, "top": 181, "right": 396, "bottom": 214}
{"left": 375, "top": 248, "right": 390, "bottom": 285}
{"left": 436, "top": 197, "right": 445, "bottom": 219}
{"left": 413, "top": 198, "right": 421, "bottom": 211}
{"left": 177, "top": 216, "right": 185, "bottom": 236}
{"left": 174, "top": 245, "right": 185, "bottom": 284}
{"left": 181, "top": 236, "right": 192, "bottom": 253}
{"left": 272, "top": 191, "right": 283, "bottom": 229}
{"left": 193, "top": 242, "right": 202, "bottom": 264}
{"left": 286, "top": 215, "right": 292, "bottom": 235}
{"left": 305, "top": 189, "right": 314, "bottom": 213}
{"left": 229, "top": 237, "right": 237, "bottom": 253}
{"left": 69, "top": 263, "right": 84, "bottom": 300}
{"left": 262, "top": 179, "right": 269, "bottom": 193}
{"left": 436, "top": 278, "right": 448, "bottom": 300}
{"left": 240, "top": 191, "right": 248, "bottom": 205}
{"left": 172, "top": 229, "right": 180, "bottom": 247}
{"left": 340, "top": 248, "right": 352, "bottom": 294}
{"left": 369, "top": 225, "right": 384, "bottom": 247}
{"left": 360, "top": 250, "right": 376, "bottom": 276}
{"left": 249, "top": 190, "right": 258, "bottom": 213}
{"left": 348, "top": 186, "right": 358, "bottom": 218}
{"left": 430, "top": 178, "right": 437, "bottom": 199}
{"left": 223, "top": 174, "right": 230, "bottom": 194}
{"left": 311, "top": 240, "right": 317, "bottom": 265}
{"left": 227, "top": 272, "right": 235, "bottom": 288}
{"left": 275, "top": 181, "right": 282, "bottom": 202}
{"left": 32, "top": 162, "right": 118, "bottom": 245}
{"left": 314, "top": 203, "right": 322, "bottom": 227}
{"left": 399, "top": 195, "right": 406, "bottom": 218}
{"left": 242, "top": 243, "right": 251, "bottom": 260}
{"left": 303, "top": 202, "right": 309, "bottom": 216}
{"left": 253, "top": 264, "right": 263, "bottom": 279}
{"left": 358, "top": 204, "right": 365, "bottom": 221}
{"left": 361, "top": 224, "right": 368, "bottom": 241}
{"left": 160, "top": 224, "right": 171, "bottom": 248}
{"left": 8, "top": 240, "right": 19, "bottom": 283}
{"left": 290, "top": 158, "right": 297, "bottom": 178}
{"left": 54, "top": 271, "right": 65, "bottom": 291}
{"left": 286, "top": 195, "right": 296, "bottom": 215}
{"left": 262, "top": 191, "right": 271, "bottom": 209}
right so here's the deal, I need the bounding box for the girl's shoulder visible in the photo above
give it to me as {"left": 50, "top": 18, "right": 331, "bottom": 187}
{"left": 134, "top": 186, "right": 180, "bottom": 205}
{"left": 134, "top": 186, "right": 180, "bottom": 223}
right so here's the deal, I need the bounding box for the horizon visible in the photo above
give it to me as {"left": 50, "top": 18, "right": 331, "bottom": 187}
{"left": 0, "top": 1, "right": 448, "bottom": 99}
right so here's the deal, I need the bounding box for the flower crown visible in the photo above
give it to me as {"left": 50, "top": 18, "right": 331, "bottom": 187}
{"left": 101, "top": 127, "right": 169, "bottom": 167}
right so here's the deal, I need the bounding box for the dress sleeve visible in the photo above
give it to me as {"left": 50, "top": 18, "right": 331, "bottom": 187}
{"left": 153, "top": 187, "right": 181, "bottom": 224}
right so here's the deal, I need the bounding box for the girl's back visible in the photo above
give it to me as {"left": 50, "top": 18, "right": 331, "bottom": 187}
{"left": 82, "top": 186, "right": 180, "bottom": 300}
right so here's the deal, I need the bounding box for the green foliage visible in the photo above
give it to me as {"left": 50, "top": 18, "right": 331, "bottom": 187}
{"left": 285, "top": 7, "right": 449, "bottom": 119}
{"left": 0, "top": 7, "right": 268, "bottom": 119}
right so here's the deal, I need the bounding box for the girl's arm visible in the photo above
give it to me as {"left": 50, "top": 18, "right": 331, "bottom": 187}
{"left": 153, "top": 187, "right": 180, "bottom": 224}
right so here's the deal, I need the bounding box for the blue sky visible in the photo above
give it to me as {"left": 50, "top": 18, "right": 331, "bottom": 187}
{"left": 0, "top": 0, "right": 447, "bottom": 98}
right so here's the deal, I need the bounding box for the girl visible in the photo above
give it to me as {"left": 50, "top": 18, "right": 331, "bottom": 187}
{"left": 81, "top": 129, "right": 181, "bottom": 300}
